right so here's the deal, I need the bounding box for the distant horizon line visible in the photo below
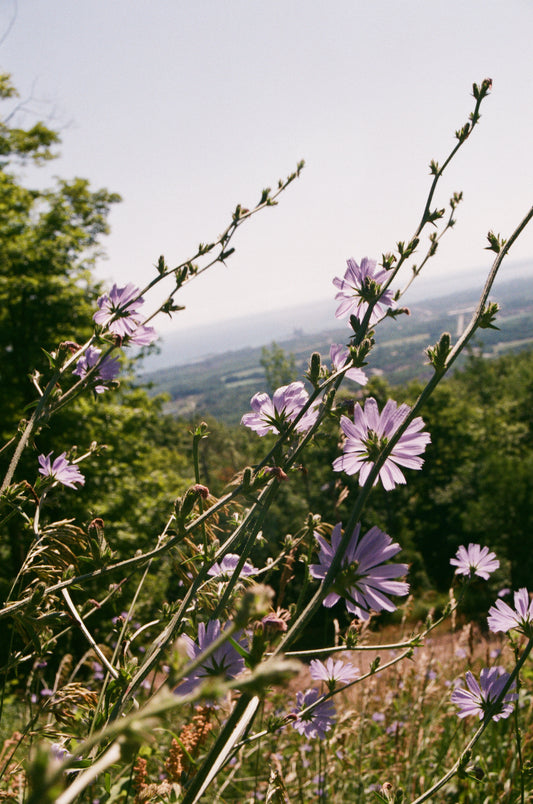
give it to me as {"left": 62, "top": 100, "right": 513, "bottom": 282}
{"left": 153, "top": 256, "right": 533, "bottom": 337}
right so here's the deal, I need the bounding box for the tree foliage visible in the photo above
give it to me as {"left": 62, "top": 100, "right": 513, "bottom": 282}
{"left": 260, "top": 341, "right": 297, "bottom": 392}
{"left": 0, "top": 74, "right": 193, "bottom": 602}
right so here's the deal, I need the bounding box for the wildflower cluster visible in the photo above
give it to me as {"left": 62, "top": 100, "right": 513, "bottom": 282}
{"left": 3, "top": 79, "right": 532, "bottom": 804}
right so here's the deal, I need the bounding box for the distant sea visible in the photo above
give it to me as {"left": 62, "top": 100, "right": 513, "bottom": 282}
{"left": 141, "top": 259, "right": 533, "bottom": 372}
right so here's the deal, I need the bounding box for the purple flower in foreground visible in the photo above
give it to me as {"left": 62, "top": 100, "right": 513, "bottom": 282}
{"left": 93, "top": 283, "right": 157, "bottom": 345}
{"left": 208, "top": 553, "right": 258, "bottom": 579}
{"left": 309, "top": 656, "right": 359, "bottom": 690}
{"left": 127, "top": 323, "right": 158, "bottom": 346}
{"left": 38, "top": 452, "right": 85, "bottom": 489}
{"left": 332, "top": 398, "right": 430, "bottom": 490}
{"left": 333, "top": 257, "right": 395, "bottom": 326}
{"left": 292, "top": 688, "right": 335, "bottom": 739}
{"left": 175, "top": 620, "right": 245, "bottom": 696}
{"left": 94, "top": 283, "right": 143, "bottom": 335}
{"left": 73, "top": 346, "right": 120, "bottom": 393}
{"left": 488, "top": 588, "right": 533, "bottom": 637}
{"left": 309, "top": 522, "right": 409, "bottom": 620}
{"left": 450, "top": 544, "right": 500, "bottom": 580}
{"left": 330, "top": 344, "right": 368, "bottom": 385}
{"left": 241, "top": 381, "right": 319, "bottom": 436}
{"left": 451, "top": 667, "right": 517, "bottom": 721}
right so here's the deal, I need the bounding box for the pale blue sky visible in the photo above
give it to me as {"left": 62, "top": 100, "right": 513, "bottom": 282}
{"left": 1, "top": 0, "right": 532, "bottom": 332}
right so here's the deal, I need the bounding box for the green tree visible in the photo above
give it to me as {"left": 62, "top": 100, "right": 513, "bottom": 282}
{"left": 260, "top": 341, "right": 297, "bottom": 392}
{"left": 0, "top": 74, "right": 194, "bottom": 602}
{"left": 0, "top": 73, "right": 121, "bottom": 442}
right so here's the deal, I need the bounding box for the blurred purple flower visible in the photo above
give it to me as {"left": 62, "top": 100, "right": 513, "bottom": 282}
{"left": 73, "top": 346, "right": 120, "bottom": 393}
{"left": 329, "top": 344, "right": 368, "bottom": 385}
{"left": 451, "top": 667, "right": 517, "bottom": 721}
{"left": 309, "top": 656, "right": 359, "bottom": 690}
{"left": 386, "top": 720, "right": 405, "bottom": 736}
{"left": 208, "top": 553, "right": 258, "bottom": 579}
{"left": 127, "top": 323, "right": 158, "bottom": 346}
{"left": 488, "top": 588, "right": 533, "bottom": 637}
{"left": 332, "top": 398, "right": 430, "bottom": 490}
{"left": 333, "top": 257, "right": 394, "bottom": 325}
{"left": 312, "top": 774, "right": 326, "bottom": 796}
{"left": 38, "top": 452, "right": 85, "bottom": 489}
{"left": 175, "top": 620, "right": 245, "bottom": 695}
{"left": 93, "top": 283, "right": 157, "bottom": 345}
{"left": 50, "top": 743, "right": 72, "bottom": 763}
{"left": 309, "top": 522, "right": 409, "bottom": 620}
{"left": 292, "top": 688, "right": 335, "bottom": 739}
{"left": 450, "top": 544, "right": 499, "bottom": 580}
{"left": 241, "top": 381, "right": 319, "bottom": 436}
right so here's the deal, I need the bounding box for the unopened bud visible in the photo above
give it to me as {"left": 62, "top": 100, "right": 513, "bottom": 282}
{"left": 59, "top": 341, "right": 81, "bottom": 353}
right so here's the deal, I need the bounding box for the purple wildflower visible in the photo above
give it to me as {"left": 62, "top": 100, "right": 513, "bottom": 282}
{"left": 292, "top": 688, "right": 335, "bottom": 739}
{"left": 175, "top": 620, "right": 245, "bottom": 695}
{"left": 332, "top": 398, "right": 430, "bottom": 490}
{"left": 333, "top": 257, "right": 395, "bottom": 326}
{"left": 241, "top": 381, "right": 319, "bottom": 436}
{"left": 386, "top": 720, "right": 405, "bottom": 736}
{"left": 451, "top": 667, "right": 517, "bottom": 721}
{"left": 93, "top": 283, "right": 157, "bottom": 344}
{"left": 309, "top": 522, "right": 409, "bottom": 620}
{"left": 450, "top": 544, "right": 500, "bottom": 580}
{"left": 50, "top": 743, "right": 72, "bottom": 763}
{"left": 309, "top": 656, "right": 359, "bottom": 690}
{"left": 312, "top": 774, "right": 326, "bottom": 797}
{"left": 73, "top": 346, "right": 120, "bottom": 393}
{"left": 127, "top": 323, "right": 158, "bottom": 346}
{"left": 208, "top": 553, "right": 258, "bottom": 579}
{"left": 261, "top": 607, "right": 290, "bottom": 634}
{"left": 488, "top": 588, "right": 533, "bottom": 637}
{"left": 38, "top": 452, "right": 85, "bottom": 490}
{"left": 329, "top": 344, "right": 368, "bottom": 385}
{"left": 92, "top": 662, "right": 105, "bottom": 682}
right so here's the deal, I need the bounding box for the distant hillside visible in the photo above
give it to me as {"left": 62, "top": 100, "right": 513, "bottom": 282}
{"left": 141, "top": 273, "right": 533, "bottom": 425}
{"left": 141, "top": 259, "right": 533, "bottom": 372}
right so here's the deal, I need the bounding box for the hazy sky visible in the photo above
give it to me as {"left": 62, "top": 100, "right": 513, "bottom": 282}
{"left": 1, "top": 0, "right": 532, "bottom": 333}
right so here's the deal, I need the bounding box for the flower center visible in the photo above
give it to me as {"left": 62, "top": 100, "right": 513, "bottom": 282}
{"left": 364, "top": 429, "right": 388, "bottom": 462}
{"left": 333, "top": 560, "right": 363, "bottom": 595}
